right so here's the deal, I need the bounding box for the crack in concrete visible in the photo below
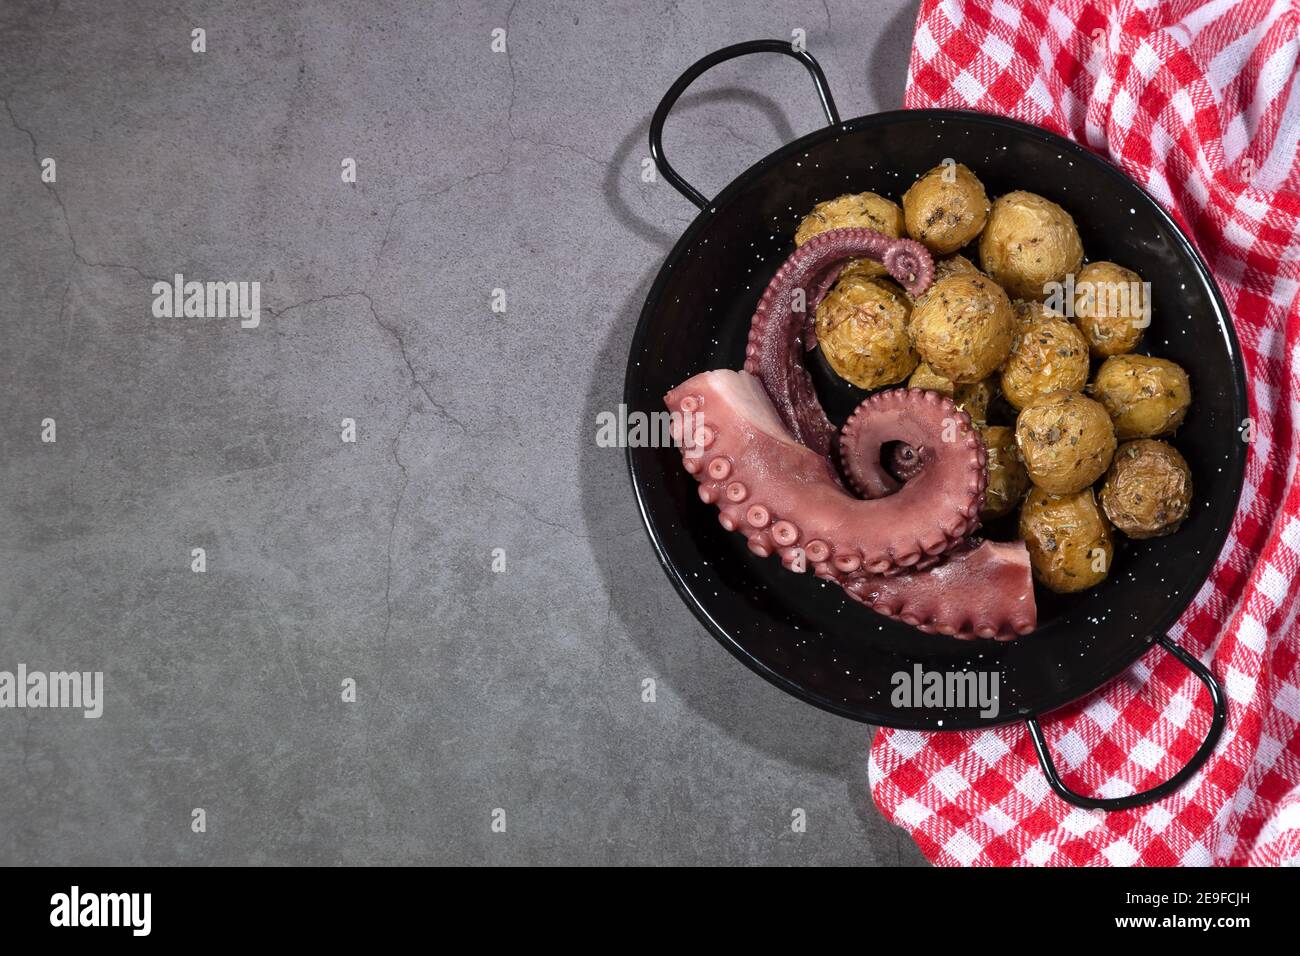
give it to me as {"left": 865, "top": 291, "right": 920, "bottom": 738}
{"left": 368, "top": 405, "right": 414, "bottom": 740}
{"left": 360, "top": 290, "right": 469, "bottom": 435}
{"left": 505, "top": 0, "right": 520, "bottom": 137}
{"left": 2, "top": 92, "right": 165, "bottom": 283}
{"left": 489, "top": 487, "right": 589, "bottom": 541}
{"left": 54, "top": 278, "right": 75, "bottom": 405}
{"left": 706, "top": 117, "right": 770, "bottom": 152}
{"left": 515, "top": 135, "right": 603, "bottom": 169}
{"left": 266, "top": 290, "right": 468, "bottom": 435}
{"left": 497, "top": 5, "right": 607, "bottom": 175}
{"left": 366, "top": 155, "right": 514, "bottom": 288}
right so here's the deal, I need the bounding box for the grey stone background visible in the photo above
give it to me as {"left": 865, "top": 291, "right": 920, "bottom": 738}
{"left": 0, "top": 0, "right": 926, "bottom": 865}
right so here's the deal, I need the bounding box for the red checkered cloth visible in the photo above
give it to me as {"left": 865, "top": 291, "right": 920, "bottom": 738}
{"left": 869, "top": 0, "right": 1300, "bottom": 866}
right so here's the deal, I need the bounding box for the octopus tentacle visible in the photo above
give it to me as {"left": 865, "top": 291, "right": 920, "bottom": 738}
{"left": 842, "top": 541, "right": 1036, "bottom": 640}
{"left": 889, "top": 444, "right": 923, "bottom": 482}
{"left": 742, "top": 228, "right": 935, "bottom": 458}
{"left": 838, "top": 388, "right": 987, "bottom": 540}
{"left": 663, "top": 369, "right": 1036, "bottom": 638}
{"left": 670, "top": 371, "right": 991, "bottom": 572}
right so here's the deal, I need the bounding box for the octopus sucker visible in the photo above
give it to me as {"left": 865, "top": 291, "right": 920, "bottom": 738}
{"left": 833, "top": 552, "right": 862, "bottom": 573}
{"left": 771, "top": 521, "right": 799, "bottom": 547}
{"left": 661, "top": 227, "right": 1039, "bottom": 639}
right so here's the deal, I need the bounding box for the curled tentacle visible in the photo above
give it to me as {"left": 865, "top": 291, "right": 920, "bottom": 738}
{"left": 882, "top": 238, "right": 935, "bottom": 295}
{"left": 838, "top": 390, "right": 986, "bottom": 539}
{"left": 666, "top": 371, "right": 1020, "bottom": 591}
{"left": 888, "top": 443, "right": 924, "bottom": 482}
{"left": 664, "top": 370, "right": 1034, "bottom": 638}
{"left": 742, "top": 228, "right": 936, "bottom": 458}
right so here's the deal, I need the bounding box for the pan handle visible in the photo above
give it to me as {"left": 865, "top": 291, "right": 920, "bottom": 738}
{"left": 1025, "top": 634, "right": 1226, "bottom": 812}
{"left": 649, "top": 39, "right": 841, "bottom": 210}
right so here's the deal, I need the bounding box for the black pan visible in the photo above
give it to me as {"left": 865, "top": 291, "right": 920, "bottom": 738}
{"left": 625, "top": 41, "right": 1245, "bottom": 810}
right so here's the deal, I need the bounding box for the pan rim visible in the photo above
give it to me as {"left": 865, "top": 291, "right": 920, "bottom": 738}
{"left": 624, "top": 107, "right": 1249, "bottom": 729}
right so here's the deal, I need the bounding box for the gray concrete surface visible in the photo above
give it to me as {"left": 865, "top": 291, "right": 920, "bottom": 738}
{"left": 0, "top": 0, "right": 926, "bottom": 865}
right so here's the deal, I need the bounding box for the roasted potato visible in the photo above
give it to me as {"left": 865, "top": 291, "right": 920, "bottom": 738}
{"left": 903, "top": 162, "right": 990, "bottom": 255}
{"left": 1100, "top": 439, "right": 1193, "bottom": 539}
{"left": 838, "top": 257, "right": 889, "bottom": 283}
{"left": 1090, "top": 354, "right": 1191, "bottom": 438}
{"left": 908, "top": 361, "right": 953, "bottom": 394}
{"left": 796, "top": 190, "right": 904, "bottom": 244}
{"left": 814, "top": 275, "right": 917, "bottom": 389}
{"left": 908, "top": 272, "right": 1016, "bottom": 383}
{"left": 936, "top": 254, "right": 981, "bottom": 279}
{"left": 1015, "top": 390, "right": 1117, "bottom": 494}
{"left": 911, "top": 254, "right": 982, "bottom": 308}
{"left": 1074, "top": 261, "right": 1148, "bottom": 356}
{"left": 796, "top": 191, "right": 905, "bottom": 282}
{"left": 979, "top": 424, "right": 1030, "bottom": 520}
{"left": 1013, "top": 298, "right": 1062, "bottom": 328}
{"left": 1000, "top": 315, "right": 1090, "bottom": 411}
{"left": 979, "top": 190, "right": 1083, "bottom": 300}
{"left": 906, "top": 363, "right": 997, "bottom": 423}
{"left": 1019, "top": 486, "right": 1114, "bottom": 593}
{"left": 954, "top": 378, "right": 997, "bottom": 425}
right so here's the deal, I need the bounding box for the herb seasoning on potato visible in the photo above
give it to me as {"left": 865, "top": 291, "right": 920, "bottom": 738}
{"left": 1000, "top": 315, "right": 1090, "bottom": 411}
{"left": 814, "top": 275, "right": 917, "bottom": 389}
{"left": 1100, "top": 439, "right": 1193, "bottom": 538}
{"left": 1015, "top": 390, "right": 1117, "bottom": 494}
{"left": 1074, "top": 261, "right": 1148, "bottom": 356}
{"left": 908, "top": 272, "right": 1015, "bottom": 383}
{"left": 1019, "top": 486, "right": 1114, "bottom": 593}
{"left": 1090, "top": 354, "right": 1192, "bottom": 438}
{"left": 979, "top": 190, "right": 1084, "bottom": 300}
{"left": 979, "top": 424, "right": 1031, "bottom": 520}
{"left": 1012, "top": 298, "right": 1062, "bottom": 328}
{"left": 902, "top": 162, "right": 990, "bottom": 255}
